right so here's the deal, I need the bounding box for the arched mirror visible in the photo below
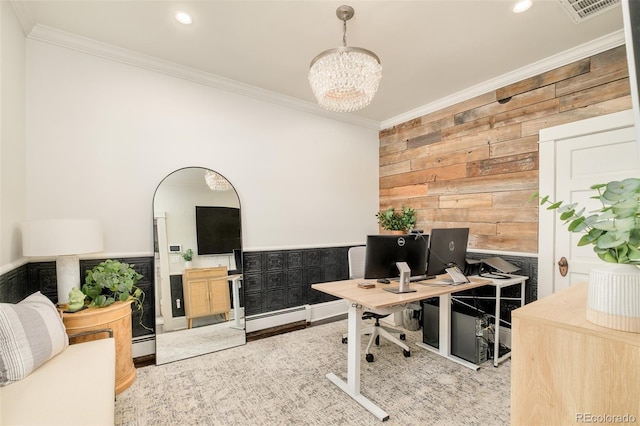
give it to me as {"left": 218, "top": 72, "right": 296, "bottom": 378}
{"left": 153, "top": 167, "right": 244, "bottom": 365}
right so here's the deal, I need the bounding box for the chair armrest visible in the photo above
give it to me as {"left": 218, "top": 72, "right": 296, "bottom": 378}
{"left": 68, "top": 328, "right": 113, "bottom": 344}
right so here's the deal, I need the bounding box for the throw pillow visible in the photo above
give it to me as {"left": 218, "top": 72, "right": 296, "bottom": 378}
{"left": 0, "top": 291, "right": 69, "bottom": 386}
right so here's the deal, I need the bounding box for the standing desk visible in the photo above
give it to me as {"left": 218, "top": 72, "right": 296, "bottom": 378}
{"left": 311, "top": 276, "right": 491, "bottom": 421}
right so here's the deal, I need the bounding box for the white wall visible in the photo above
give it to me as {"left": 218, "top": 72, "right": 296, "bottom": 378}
{"left": 23, "top": 39, "right": 380, "bottom": 261}
{"left": 0, "top": 3, "right": 27, "bottom": 270}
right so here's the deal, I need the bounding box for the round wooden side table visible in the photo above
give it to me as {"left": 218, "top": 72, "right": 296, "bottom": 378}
{"left": 62, "top": 300, "right": 136, "bottom": 395}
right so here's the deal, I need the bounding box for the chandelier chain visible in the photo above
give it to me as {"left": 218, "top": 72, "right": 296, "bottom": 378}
{"left": 342, "top": 18, "right": 347, "bottom": 47}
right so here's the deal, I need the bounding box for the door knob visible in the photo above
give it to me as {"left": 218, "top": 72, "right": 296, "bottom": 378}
{"left": 558, "top": 257, "right": 568, "bottom": 277}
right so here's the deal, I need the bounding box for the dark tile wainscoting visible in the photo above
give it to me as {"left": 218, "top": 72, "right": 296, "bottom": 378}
{"left": 0, "top": 263, "right": 37, "bottom": 304}
{"left": 240, "top": 249, "right": 538, "bottom": 321}
{"left": 242, "top": 247, "right": 352, "bottom": 316}
{"left": 0, "top": 257, "right": 155, "bottom": 339}
{"left": 0, "top": 250, "right": 538, "bottom": 337}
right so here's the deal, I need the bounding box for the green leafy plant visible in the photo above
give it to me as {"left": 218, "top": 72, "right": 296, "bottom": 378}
{"left": 534, "top": 177, "right": 640, "bottom": 264}
{"left": 375, "top": 206, "right": 416, "bottom": 232}
{"left": 182, "top": 248, "right": 194, "bottom": 262}
{"left": 83, "top": 259, "right": 144, "bottom": 309}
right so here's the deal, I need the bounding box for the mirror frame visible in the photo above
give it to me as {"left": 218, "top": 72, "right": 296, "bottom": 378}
{"left": 152, "top": 167, "right": 244, "bottom": 364}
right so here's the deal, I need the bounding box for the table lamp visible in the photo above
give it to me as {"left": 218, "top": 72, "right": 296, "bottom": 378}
{"left": 22, "top": 219, "right": 104, "bottom": 305}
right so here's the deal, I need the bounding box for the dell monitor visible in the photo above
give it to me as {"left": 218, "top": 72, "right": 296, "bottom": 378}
{"left": 425, "top": 228, "right": 469, "bottom": 278}
{"left": 364, "top": 234, "right": 429, "bottom": 281}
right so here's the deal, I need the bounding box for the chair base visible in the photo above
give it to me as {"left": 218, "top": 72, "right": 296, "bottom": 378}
{"left": 342, "top": 319, "right": 411, "bottom": 362}
{"left": 364, "top": 324, "right": 410, "bottom": 362}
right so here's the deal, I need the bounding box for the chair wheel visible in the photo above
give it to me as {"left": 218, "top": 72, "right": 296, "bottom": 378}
{"left": 403, "top": 350, "right": 411, "bottom": 358}
{"left": 341, "top": 337, "right": 348, "bottom": 344}
{"left": 375, "top": 335, "right": 380, "bottom": 346}
{"left": 366, "top": 353, "right": 374, "bottom": 363}
{"left": 400, "top": 334, "right": 406, "bottom": 341}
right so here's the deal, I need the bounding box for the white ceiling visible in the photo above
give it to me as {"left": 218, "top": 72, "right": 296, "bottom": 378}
{"left": 9, "top": 1, "right": 626, "bottom": 128}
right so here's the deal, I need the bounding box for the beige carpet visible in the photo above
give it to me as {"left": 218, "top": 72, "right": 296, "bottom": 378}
{"left": 116, "top": 319, "right": 510, "bottom": 425}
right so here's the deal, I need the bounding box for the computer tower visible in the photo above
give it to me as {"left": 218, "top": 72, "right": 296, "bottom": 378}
{"left": 421, "top": 298, "right": 440, "bottom": 348}
{"left": 451, "top": 310, "right": 489, "bottom": 365}
{"left": 421, "top": 298, "right": 489, "bottom": 365}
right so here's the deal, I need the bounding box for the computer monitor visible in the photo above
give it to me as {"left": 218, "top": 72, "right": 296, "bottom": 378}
{"left": 364, "top": 234, "right": 429, "bottom": 280}
{"left": 425, "top": 228, "right": 469, "bottom": 278}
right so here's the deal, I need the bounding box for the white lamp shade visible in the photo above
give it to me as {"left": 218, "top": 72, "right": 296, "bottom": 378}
{"left": 22, "top": 219, "right": 104, "bottom": 257}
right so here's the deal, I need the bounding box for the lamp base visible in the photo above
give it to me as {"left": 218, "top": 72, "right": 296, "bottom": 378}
{"left": 56, "top": 254, "right": 81, "bottom": 305}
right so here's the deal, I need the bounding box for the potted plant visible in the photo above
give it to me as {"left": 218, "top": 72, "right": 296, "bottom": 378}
{"left": 182, "top": 248, "right": 194, "bottom": 268}
{"left": 81, "top": 259, "right": 147, "bottom": 324}
{"left": 535, "top": 177, "right": 640, "bottom": 332}
{"left": 375, "top": 206, "right": 416, "bottom": 234}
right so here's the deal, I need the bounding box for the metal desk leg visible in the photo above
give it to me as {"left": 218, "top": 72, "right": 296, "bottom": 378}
{"left": 439, "top": 293, "right": 452, "bottom": 356}
{"left": 326, "top": 303, "right": 389, "bottom": 422}
{"left": 230, "top": 276, "right": 243, "bottom": 330}
{"left": 494, "top": 278, "right": 526, "bottom": 367}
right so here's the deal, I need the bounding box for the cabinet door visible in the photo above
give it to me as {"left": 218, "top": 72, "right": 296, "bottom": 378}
{"left": 186, "top": 278, "right": 212, "bottom": 318}
{"left": 208, "top": 277, "right": 231, "bottom": 316}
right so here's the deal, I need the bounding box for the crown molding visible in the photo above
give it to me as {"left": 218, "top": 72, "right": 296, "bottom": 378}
{"left": 24, "top": 23, "right": 626, "bottom": 133}
{"left": 8, "top": 0, "right": 36, "bottom": 36}
{"left": 27, "top": 24, "right": 380, "bottom": 131}
{"left": 381, "top": 30, "right": 627, "bottom": 130}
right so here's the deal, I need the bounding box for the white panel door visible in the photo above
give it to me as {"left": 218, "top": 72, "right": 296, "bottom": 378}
{"left": 538, "top": 110, "right": 639, "bottom": 298}
{"left": 554, "top": 127, "right": 639, "bottom": 292}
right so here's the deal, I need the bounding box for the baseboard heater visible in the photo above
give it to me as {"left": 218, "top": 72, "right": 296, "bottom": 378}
{"left": 246, "top": 305, "right": 309, "bottom": 333}
{"left": 132, "top": 334, "right": 156, "bottom": 358}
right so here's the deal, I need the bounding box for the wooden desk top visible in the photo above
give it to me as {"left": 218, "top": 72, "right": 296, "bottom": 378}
{"left": 312, "top": 276, "right": 491, "bottom": 309}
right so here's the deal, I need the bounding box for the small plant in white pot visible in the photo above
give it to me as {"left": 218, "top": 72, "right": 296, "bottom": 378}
{"left": 182, "top": 248, "right": 194, "bottom": 269}
{"left": 535, "top": 177, "right": 640, "bottom": 332}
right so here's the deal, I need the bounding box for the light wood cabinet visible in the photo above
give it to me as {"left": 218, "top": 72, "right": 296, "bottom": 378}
{"left": 511, "top": 283, "right": 640, "bottom": 425}
{"left": 183, "top": 267, "right": 230, "bottom": 328}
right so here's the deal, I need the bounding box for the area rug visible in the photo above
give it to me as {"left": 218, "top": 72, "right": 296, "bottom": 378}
{"left": 115, "top": 319, "right": 510, "bottom": 425}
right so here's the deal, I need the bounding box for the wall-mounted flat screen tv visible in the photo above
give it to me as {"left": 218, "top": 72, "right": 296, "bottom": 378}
{"left": 195, "top": 206, "right": 241, "bottom": 255}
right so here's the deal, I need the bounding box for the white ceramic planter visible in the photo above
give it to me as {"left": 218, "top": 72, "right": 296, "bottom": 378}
{"left": 587, "top": 263, "right": 640, "bottom": 332}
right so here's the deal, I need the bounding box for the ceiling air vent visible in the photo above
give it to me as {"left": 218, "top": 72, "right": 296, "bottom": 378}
{"left": 558, "top": 0, "right": 620, "bottom": 23}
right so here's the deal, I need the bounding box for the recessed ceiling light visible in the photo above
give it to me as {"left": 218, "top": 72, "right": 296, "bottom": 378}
{"left": 513, "top": 0, "right": 533, "bottom": 13}
{"left": 175, "top": 11, "right": 193, "bottom": 25}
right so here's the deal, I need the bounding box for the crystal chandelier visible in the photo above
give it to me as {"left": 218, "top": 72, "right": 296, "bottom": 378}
{"left": 308, "top": 5, "right": 382, "bottom": 113}
{"left": 204, "top": 170, "right": 232, "bottom": 191}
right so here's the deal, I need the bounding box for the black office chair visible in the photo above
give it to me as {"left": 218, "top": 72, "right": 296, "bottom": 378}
{"left": 344, "top": 246, "right": 411, "bottom": 362}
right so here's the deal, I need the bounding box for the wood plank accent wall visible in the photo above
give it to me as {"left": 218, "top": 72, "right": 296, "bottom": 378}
{"left": 379, "top": 45, "right": 632, "bottom": 254}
